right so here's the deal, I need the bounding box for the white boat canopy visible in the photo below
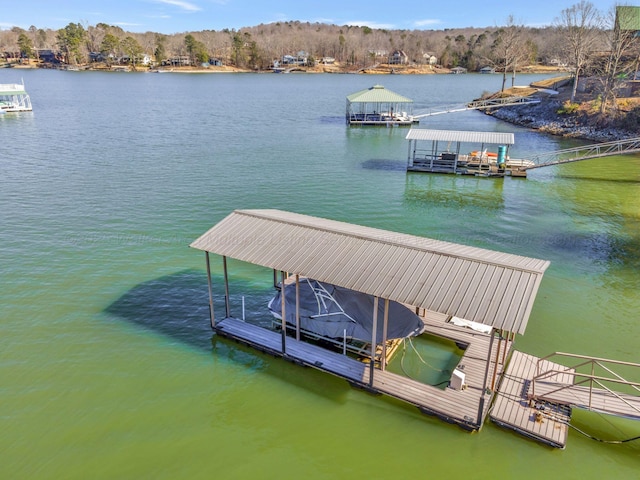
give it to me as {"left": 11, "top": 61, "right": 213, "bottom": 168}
{"left": 191, "top": 209, "right": 550, "bottom": 335}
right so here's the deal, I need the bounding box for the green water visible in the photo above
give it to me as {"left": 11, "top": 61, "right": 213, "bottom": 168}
{"left": 1, "top": 70, "right": 638, "bottom": 478}
{"left": 387, "top": 336, "right": 464, "bottom": 388}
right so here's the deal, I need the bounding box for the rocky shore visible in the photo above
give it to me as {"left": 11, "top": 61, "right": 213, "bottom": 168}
{"left": 485, "top": 79, "right": 639, "bottom": 143}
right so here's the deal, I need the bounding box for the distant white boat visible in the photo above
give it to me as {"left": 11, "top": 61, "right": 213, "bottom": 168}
{"left": 0, "top": 81, "right": 32, "bottom": 112}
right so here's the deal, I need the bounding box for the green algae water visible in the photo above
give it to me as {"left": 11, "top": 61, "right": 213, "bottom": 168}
{"left": 1, "top": 70, "right": 638, "bottom": 479}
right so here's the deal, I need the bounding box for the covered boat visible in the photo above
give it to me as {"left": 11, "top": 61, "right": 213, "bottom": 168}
{"left": 268, "top": 277, "right": 425, "bottom": 344}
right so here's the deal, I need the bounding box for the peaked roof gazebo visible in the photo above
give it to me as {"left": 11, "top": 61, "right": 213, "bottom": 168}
{"left": 346, "top": 85, "right": 416, "bottom": 125}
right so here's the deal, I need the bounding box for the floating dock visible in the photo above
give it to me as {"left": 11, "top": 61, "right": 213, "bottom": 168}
{"left": 215, "top": 310, "right": 512, "bottom": 430}
{"left": 346, "top": 85, "right": 419, "bottom": 126}
{"left": 491, "top": 351, "right": 640, "bottom": 448}
{"left": 191, "top": 210, "right": 640, "bottom": 447}
{"left": 191, "top": 209, "right": 549, "bottom": 432}
{"left": 490, "top": 351, "right": 572, "bottom": 448}
{"left": 406, "top": 129, "right": 532, "bottom": 177}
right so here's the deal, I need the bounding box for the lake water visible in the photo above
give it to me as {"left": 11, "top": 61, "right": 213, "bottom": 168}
{"left": 1, "top": 69, "right": 638, "bottom": 478}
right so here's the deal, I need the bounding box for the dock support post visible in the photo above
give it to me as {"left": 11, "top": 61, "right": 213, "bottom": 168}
{"left": 223, "top": 256, "right": 230, "bottom": 318}
{"left": 205, "top": 252, "right": 215, "bottom": 329}
{"left": 369, "top": 296, "right": 379, "bottom": 388}
{"left": 295, "top": 274, "right": 300, "bottom": 341}
{"left": 381, "top": 299, "right": 389, "bottom": 371}
{"left": 478, "top": 328, "right": 495, "bottom": 426}
{"left": 280, "top": 271, "right": 286, "bottom": 354}
{"left": 491, "top": 332, "right": 503, "bottom": 391}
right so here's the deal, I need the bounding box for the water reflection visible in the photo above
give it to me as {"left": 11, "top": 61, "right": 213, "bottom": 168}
{"left": 404, "top": 172, "right": 505, "bottom": 210}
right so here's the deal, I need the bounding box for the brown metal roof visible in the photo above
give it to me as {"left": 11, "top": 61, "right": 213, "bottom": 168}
{"left": 190, "top": 209, "right": 550, "bottom": 335}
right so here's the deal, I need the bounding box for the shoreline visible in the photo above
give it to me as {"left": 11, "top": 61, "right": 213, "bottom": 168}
{"left": 10, "top": 62, "right": 635, "bottom": 142}
{"left": 4, "top": 60, "right": 565, "bottom": 76}
{"left": 479, "top": 77, "right": 640, "bottom": 143}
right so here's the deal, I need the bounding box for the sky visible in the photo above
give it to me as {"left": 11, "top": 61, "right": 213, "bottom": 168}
{"left": 1, "top": 0, "right": 624, "bottom": 34}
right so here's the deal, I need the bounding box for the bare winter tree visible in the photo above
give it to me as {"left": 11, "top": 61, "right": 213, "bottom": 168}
{"left": 555, "top": 1, "right": 603, "bottom": 102}
{"left": 490, "top": 16, "right": 525, "bottom": 92}
{"left": 597, "top": 5, "right": 640, "bottom": 114}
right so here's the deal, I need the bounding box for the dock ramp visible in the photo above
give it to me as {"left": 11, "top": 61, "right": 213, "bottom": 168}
{"left": 491, "top": 351, "right": 640, "bottom": 448}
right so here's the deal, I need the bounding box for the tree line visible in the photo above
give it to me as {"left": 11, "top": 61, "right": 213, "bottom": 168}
{"left": 2, "top": 2, "right": 638, "bottom": 113}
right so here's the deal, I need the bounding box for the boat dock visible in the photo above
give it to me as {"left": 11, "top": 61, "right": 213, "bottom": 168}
{"left": 491, "top": 351, "right": 640, "bottom": 448}
{"left": 490, "top": 351, "right": 573, "bottom": 448}
{"left": 0, "top": 81, "right": 33, "bottom": 112}
{"left": 215, "top": 309, "right": 513, "bottom": 430}
{"left": 191, "top": 209, "right": 549, "bottom": 432}
{"left": 405, "top": 129, "right": 532, "bottom": 177}
{"left": 405, "top": 128, "right": 640, "bottom": 178}
{"left": 346, "top": 85, "right": 419, "bottom": 126}
{"left": 190, "top": 210, "right": 640, "bottom": 447}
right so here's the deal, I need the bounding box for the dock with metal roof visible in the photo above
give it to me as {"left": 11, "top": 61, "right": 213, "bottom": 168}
{"left": 191, "top": 209, "right": 550, "bottom": 432}
{"left": 346, "top": 85, "right": 418, "bottom": 126}
{"left": 406, "top": 128, "right": 533, "bottom": 177}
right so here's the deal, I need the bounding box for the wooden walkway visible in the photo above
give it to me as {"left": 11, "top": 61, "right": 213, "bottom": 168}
{"left": 214, "top": 312, "right": 511, "bottom": 431}
{"left": 490, "top": 350, "right": 572, "bottom": 448}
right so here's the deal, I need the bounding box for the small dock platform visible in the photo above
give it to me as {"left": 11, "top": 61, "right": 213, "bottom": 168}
{"left": 490, "top": 350, "right": 573, "bottom": 448}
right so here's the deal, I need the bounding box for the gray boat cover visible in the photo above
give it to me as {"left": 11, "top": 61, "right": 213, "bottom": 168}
{"left": 268, "top": 278, "right": 425, "bottom": 343}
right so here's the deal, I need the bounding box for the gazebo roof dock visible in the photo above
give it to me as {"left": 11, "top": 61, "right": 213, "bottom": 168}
{"left": 346, "top": 85, "right": 418, "bottom": 126}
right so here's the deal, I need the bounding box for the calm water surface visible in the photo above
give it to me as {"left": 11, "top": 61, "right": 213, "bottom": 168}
{"left": 1, "top": 70, "right": 639, "bottom": 478}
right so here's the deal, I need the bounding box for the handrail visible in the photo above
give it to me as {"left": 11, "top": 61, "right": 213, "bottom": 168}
{"left": 413, "top": 95, "right": 540, "bottom": 119}
{"left": 536, "top": 351, "right": 640, "bottom": 368}
{"left": 531, "top": 352, "right": 640, "bottom": 417}
{"left": 521, "top": 137, "right": 640, "bottom": 170}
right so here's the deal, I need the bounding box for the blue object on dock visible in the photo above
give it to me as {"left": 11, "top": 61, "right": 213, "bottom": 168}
{"left": 497, "top": 145, "right": 507, "bottom": 167}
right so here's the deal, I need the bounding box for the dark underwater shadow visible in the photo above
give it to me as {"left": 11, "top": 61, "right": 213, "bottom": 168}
{"left": 361, "top": 158, "right": 408, "bottom": 171}
{"left": 104, "top": 269, "right": 353, "bottom": 400}
{"left": 554, "top": 174, "right": 640, "bottom": 184}
{"left": 105, "top": 269, "right": 217, "bottom": 351}
{"left": 318, "top": 115, "right": 345, "bottom": 124}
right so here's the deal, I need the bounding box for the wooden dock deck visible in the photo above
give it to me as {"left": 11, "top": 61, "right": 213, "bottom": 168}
{"left": 490, "top": 350, "right": 573, "bottom": 448}
{"left": 215, "top": 311, "right": 511, "bottom": 431}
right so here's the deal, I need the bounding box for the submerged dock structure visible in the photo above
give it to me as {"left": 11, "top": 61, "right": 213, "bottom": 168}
{"left": 191, "top": 209, "right": 550, "bottom": 432}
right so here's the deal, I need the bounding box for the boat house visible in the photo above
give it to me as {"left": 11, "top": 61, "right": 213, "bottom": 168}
{"left": 346, "top": 85, "right": 418, "bottom": 126}
{"left": 191, "top": 209, "right": 550, "bottom": 431}
{"left": 406, "top": 128, "right": 534, "bottom": 177}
